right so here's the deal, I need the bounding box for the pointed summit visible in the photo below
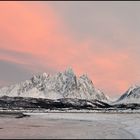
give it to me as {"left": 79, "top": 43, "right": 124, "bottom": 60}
{"left": 42, "top": 72, "right": 49, "bottom": 79}
{"left": 64, "top": 67, "right": 75, "bottom": 75}
{"left": 80, "top": 74, "right": 90, "bottom": 80}
{"left": 116, "top": 84, "right": 140, "bottom": 103}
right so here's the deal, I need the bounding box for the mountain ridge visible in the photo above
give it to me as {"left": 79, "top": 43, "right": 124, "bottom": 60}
{"left": 115, "top": 84, "right": 140, "bottom": 104}
{"left": 1, "top": 68, "right": 140, "bottom": 107}
{"left": 0, "top": 68, "right": 108, "bottom": 101}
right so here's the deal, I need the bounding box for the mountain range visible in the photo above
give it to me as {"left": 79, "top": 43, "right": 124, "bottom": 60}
{"left": 0, "top": 68, "right": 108, "bottom": 101}
{"left": 0, "top": 68, "right": 140, "bottom": 111}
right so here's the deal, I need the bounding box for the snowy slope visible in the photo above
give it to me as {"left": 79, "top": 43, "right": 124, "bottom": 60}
{"left": 0, "top": 68, "right": 108, "bottom": 101}
{"left": 115, "top": 85, "right": 140, "bottom": 104}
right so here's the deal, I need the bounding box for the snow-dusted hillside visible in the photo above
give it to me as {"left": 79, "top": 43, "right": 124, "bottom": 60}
{"left": 0, "top": 68, "right": 108, "bottom": 101}
{"left": 115, "top": 85, "right": 140, "bottom": 104}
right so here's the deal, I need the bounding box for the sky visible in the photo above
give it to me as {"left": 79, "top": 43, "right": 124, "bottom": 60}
{"left": 0, "top": 1, "right": 140, "bottom": 98}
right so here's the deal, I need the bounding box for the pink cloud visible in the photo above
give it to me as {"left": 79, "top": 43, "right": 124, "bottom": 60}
{"left": 0, "top": 1, "right": 140, "bottom": 97}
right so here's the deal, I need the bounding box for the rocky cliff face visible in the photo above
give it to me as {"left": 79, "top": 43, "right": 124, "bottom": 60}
{"left": 0, "top": 68, "right": 108, "bottom": 101}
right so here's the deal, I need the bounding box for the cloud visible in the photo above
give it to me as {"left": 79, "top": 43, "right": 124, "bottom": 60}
{"left": 0, "top": 60, "right": 33, "bottom": 86}
{"left": 1, "top": 1, "right": 140, "bottom": 97}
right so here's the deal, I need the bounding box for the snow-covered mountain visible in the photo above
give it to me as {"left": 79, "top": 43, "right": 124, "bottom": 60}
{"left": 115, "top": 85, "right": 140, "bottom": 104}
{"left": 0, "top": 68, "right": 108, "bottom": 101}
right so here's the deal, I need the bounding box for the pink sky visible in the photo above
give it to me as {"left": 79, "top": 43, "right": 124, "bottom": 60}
{"left": 0, "top": 1, "right": 140, "bottom": 98}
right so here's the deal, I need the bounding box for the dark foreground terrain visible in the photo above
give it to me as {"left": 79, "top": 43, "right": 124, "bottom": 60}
{"left": 0, "top": 96, "right": 139, "bottom": 112}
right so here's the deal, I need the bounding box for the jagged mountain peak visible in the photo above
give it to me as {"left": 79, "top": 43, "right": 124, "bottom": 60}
{"left": 0, "top": 68, "right": 108, "bottom": 101}
{"left": 42, "top": 72, "right": 49, "bottom": 78}
{"left": 80, "top": 74, "right": 89, "bottom": 79}
{"left": 31, "top": 72, "right": 49, "bottom": 80}
{"left": 64, "top": 67, "right": 75, "bottom": 75}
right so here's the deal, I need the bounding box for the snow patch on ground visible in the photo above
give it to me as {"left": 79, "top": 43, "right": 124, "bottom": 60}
{"left": 25, "top": 112, "right": 140, "bottom": 139}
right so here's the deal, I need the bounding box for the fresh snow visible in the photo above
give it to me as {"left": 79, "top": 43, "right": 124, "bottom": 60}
{"left": 0, "top": 68, "right": 108, "bottom": 101}
{"left": 0, "top": 112, "right": 137, "bottom": 139}
{"left": 115, "top": 84, "right": 140, "bottom": 104}
{"left": 26, "top": 112, "right": 140, "bottom": 139}
{"left": 1, "top": 67, "right": 140, "bottom": 106}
